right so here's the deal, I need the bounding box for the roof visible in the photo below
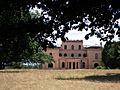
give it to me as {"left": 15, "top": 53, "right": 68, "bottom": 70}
{"left": 63, "top": 40, "right": 83, "bottom": 42}
{"left": 86, "top": 46, "right": 102, "bottom": 49}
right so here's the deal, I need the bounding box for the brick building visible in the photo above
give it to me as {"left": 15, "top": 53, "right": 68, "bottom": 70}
{"left": 42, "top": 40, "right": 102, "bottom": 69}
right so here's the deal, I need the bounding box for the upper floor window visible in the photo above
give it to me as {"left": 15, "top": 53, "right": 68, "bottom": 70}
{"left": 71, "top": 53, "right": 74, "bottom": 57}
{"left": 71, "top": 45, "right": 74, "bottom": 50}
{"left": 83, "top": 53, "right": 87, "bottom": 57}
{"left": 95, "top": 53, "right": 98, "bottom": 59}
{"left": 59, "top": 53, "right": 62, "bottom": 57}
{"left": 78, "top": 45, "right": 81, "bottom": 50}
{"left": 64, "top": 45, "right": 67, "bottom": 50}
{"left": 78, "top": 53, "right": 81, "bottom": 57}
{"left": 64, "top": 53, "right": 67, "bottom": 57}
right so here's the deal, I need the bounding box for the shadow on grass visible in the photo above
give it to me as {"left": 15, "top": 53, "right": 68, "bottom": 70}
{"left": 55, "top": 73, "right": 120, "bottom": 83}
{"left": 0, "top": 70, "right": 27, "bottom": 73}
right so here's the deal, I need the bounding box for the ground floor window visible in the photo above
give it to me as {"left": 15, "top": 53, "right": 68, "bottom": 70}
{"left": 94, "top": 63, "right": 99, "bottom": 68}
{"left": 48, "top": 63, "right": 53, "bottom": 68}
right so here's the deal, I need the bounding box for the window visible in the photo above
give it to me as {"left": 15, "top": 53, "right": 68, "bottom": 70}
{"left": 48, "top": 63, "right": 53, "bottom": 68}
{"left": 78, "top": 53, "right": 81, "bottom": 57}
{"left": 71, "top": 45, "right": 74, "bottom": 50}
{"left": 64, "top": 45, "right": 67, "bottom": 49}
{"left": 94, "top": 63, "right": 99, "bottom": 68}
{"left": 64, "top": 53, "right": 67, "bottom": 57}
{"left": 62, "top": 62, "right": 65, "bottom": 68}
{"left": 83, "top": 53, "right": 87, "bottom": 57}
{"left": 59, "top": 53, "right": 62, "bottom": 57}
{"left": 49, "top": 53, "right": 52, "bottom": 55}
{"left": 78, "top": 45, "right": 81, "bottom": 50}
{"left": 71, "top": 53, "right": 74, "bottom": 57}
{"left": 95, "top": 53, "right": 98, "bottom": 59}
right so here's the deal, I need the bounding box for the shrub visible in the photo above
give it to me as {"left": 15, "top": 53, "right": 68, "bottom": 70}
{"left": 96, "top": 66, "right": 106, "bottom": 69}
{"left": 12, "top": 62, "right": 22, "bottom": 69}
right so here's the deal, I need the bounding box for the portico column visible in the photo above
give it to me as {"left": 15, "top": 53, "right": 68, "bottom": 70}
{"left": 60, "top": 61, "right": 62, "bottom": 69}
{"left": 75, "top": 62, "right": 77, "bottom": 69}
{"left": 78, "top": 62, "right": 80, "bottom": 69}
{"left": 68, "top": 62, "right": 69, "bottom": 69}
{"left": 65, "top": 62, "right": 67, "bottom": 69}
{"left": 71, "top": 62, "right": 73, "bottom": 69}
{"left": 75, "top": 62, "right": 78, "bottom": 69}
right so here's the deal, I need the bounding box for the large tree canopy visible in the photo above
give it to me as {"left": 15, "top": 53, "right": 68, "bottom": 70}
{"left": 33, "top": 0, "right": 120, "bottom": 42}
{"left": 0, "top": 0, "right": 120, "bottom": 68}
{"left": 0, "top": 0, "right": 120, "bottom": 45}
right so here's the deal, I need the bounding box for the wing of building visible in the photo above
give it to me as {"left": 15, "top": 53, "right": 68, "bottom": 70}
{"left": 42, "top": 40, "right": 102, "bottom": 69}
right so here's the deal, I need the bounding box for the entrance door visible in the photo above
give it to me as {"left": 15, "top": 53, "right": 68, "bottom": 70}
{"left": 82, "top": 62, "right": 85, "bottom": 68}
{"left": 73, "top": 62, "right": 75, "bottom": 69}
{"left": 69, "top": 62, "right": 71, "bottom": 69}
{"left": 62, "top": 62, "right": 65, "bottom": 68}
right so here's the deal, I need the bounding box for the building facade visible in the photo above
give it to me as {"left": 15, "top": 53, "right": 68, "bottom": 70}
{"left": 42, "top": 40, "right": 102, "bottom": 69}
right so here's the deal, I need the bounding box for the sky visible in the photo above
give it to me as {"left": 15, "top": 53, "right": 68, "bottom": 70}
{"left": 55, "top": 29, "right": 119, "bottom": 47}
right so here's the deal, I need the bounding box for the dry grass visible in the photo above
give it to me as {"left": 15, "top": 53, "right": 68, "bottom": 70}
{"left": 0, "top": 69, "right": 120, "bottom": 90}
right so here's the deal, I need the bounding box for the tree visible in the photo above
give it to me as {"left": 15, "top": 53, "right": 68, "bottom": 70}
{"left": 1, "top": 0, "right": 120, "bottom": 46}
{"left": 102, "top": 41, "right": 120, "bottom": 69}
{"left": 21, "top": 33, "right": 54, "bottom": 64}
{"left": 29, "top": 0, "right": 120, "bottom": 42}
{"left": 0, "top": 0, "right": 120, "bottom": 68}
{"left": 6, "top": 33, "right": 54, "bottom": 68}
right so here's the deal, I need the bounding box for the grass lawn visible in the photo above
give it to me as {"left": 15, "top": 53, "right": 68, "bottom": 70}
{"left": 0, "top": 69, "right": 120, "bottom": 90}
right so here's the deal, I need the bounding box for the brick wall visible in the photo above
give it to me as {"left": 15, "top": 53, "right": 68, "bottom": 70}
{"left": 42, "top": 40, "right": 102, "bottom": 69}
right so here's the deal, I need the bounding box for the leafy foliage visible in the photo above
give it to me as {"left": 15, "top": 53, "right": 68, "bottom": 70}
{"left": 20, "top": 33, "right": 54, "bottom": 65}
{"left": 102, "top": 41, "right": 120, "bottom": 69}
{"left": 31, "top": 0, "right": 120, "bottom": 42}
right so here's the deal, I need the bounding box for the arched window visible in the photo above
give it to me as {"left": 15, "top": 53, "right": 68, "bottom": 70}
{"left": 78, "top": 53, "right": 81, "bottom": 57}
{"left": 48, "top": 63, "right": 53, "bottom": 68}
{"left": 95, "top": 53, "right": 98, "bottom": 59}
{"left": 83, "top": 53, "right": 87, "bottom": 57}
{"left": 64, "top": 45, "right": 67, "bottom": 49}
{"left": 62, "top": 62, "right": 65, "bottom": 68}
{"left": 64, "top": 53, "right": 67, "bottom": 57}
{"left": 71, "top": 53, "right": 74, "bottom": 57}
{"left": 59, "top": 53, "right": 62, "bottom": 57}
{"left": 71, "top": 45, "right": 74, "bottom": 50}
{"left": 79, "top": 45, "right": 81, "bottom": 50}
